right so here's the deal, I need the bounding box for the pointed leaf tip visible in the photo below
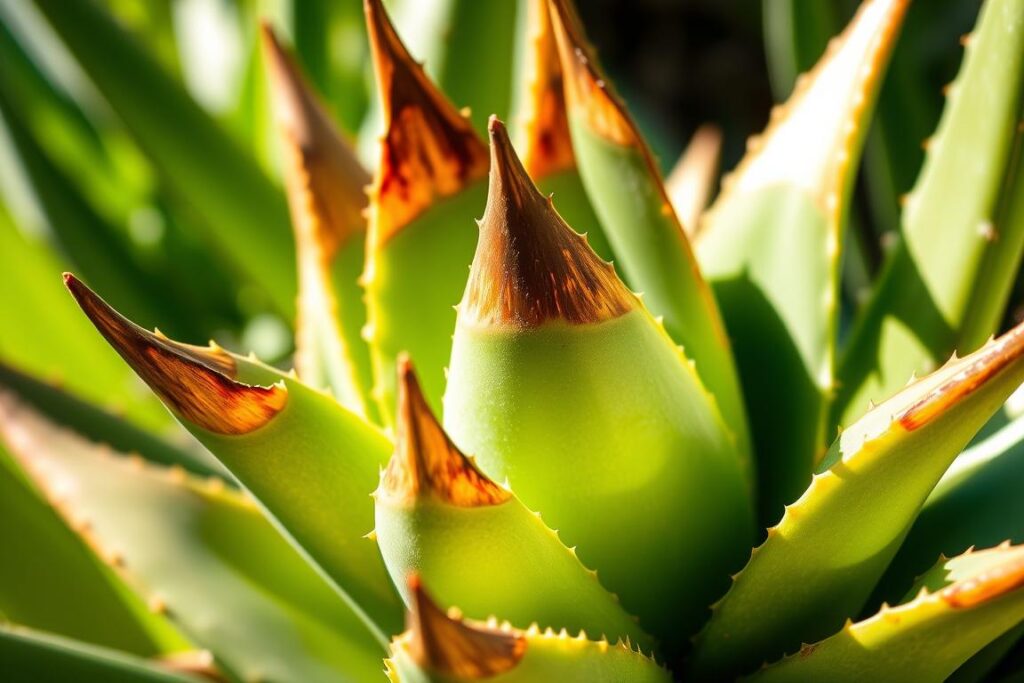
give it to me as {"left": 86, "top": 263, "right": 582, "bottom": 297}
{"left": 405, "top": 574, "right": 527, "bottom": 678}
{"left": 364, "top": 0, "right": 489, "bottom": 247}
{"left": 63, "top": 274, "right": 285, "bottom": 435}
{"left": 460, "top": 117, "right": 634, "bottom": 328}
{"left": 382, "top": 355, "right": 509, "bottom": 506}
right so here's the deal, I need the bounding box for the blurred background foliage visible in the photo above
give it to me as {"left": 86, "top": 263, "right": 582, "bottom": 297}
{"left": 0, "top": 0, "right": 984, "bottom": 430}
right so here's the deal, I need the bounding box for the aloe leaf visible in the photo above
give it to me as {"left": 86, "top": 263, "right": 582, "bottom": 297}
{"left": 697, "top": 0, "right": 908, "bottom": 521}
{"left": 664, "top": 124, "right": 723, "bottom": 239}
{"left": 761, "top": 0, "right": 837, "bottom": 97}
{"left": 548, "top": 0, "right": 751, "bottom": 470}
{"left": 0, "top": 626, "right": 198, "bottom": 683}
{"left": 0, "top": 445, "right": 187, "bottom": 657}
{"left": 362, "top": 0, "right": 490, "bottom": 424}
{"left": 65, "top": 274, "right": 404, "bottom": 639}
{"left": 29, "top": 0, "right": 297, "bottom": 317}
{"left": 689, "top": 321, "right": 1024, "bottom": 679}
{"left": 949, "top": 624, "right": 1024, "bottom": 683}
{"left": 445, "top": 119, "right": 752, "bottom": 652}
{"left": 385, "top": 577, "right": 670, "bottom": 683}
{"left": 262, "top": 26, "right": 376, "bottom": 421}
{"left": 0, "top": 204, "right": 169, "bottom": 431}
{"left": 835, "top": 0, "right": 1024, "bottom": 430}
{"left": 375, "top": 359, "right": 655, "bottom": 651}
{"left": 0, "top": 393, "right": 386, "bottom": 683}
{"left": 748, "top": 544, "right": 1024, "bottom": 682}
{"left": 874, "top": 401, "right": 1024, "bottom": 603}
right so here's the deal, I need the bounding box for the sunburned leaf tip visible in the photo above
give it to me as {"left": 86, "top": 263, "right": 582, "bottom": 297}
{"left": 380, "top": 355, "right": 510, "bottom": 506}
{"left": 363, "top": 0, "right": 489, "bottom": 248}
{"left": 261, "top": 22, "right": 369, "bottom": 255}
{"left": 63, "top": 274, "right": 286, "bottom": 435}
{"left": 941, "top": 551, "right": 1024, "bottom": 609}
{"left": 460, "top": 117, "right": 635, "bottom": 328}
{"left": 404, "top": 573, "right": 527, "bottom": 678}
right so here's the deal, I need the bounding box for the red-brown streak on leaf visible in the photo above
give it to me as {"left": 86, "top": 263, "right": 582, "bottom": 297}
{"left": 519, "top": 0, "right": 576, "bottom": 179}
{"left": 900, "top": 322, "right": 1024, "bottom": 431}
{"left": 381, "top": 355, "right": 510, "bottom": 507}
{"left": 405, "top": 574, "right": 527, "bottom": 677}
{"left": 941, "top": 553, "right": 1024, "bottom": 609}
{"left": 363, "top": 0, "right": 489, "bottom": 248}
{"left": 64, "top": 274, "right": 286, "bottom": 435}
{"left": 461, "top": 117, "right": 635, "bottom": 329}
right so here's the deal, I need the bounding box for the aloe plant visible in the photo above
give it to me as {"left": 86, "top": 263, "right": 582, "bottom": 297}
{"left": 2, "top": 0, "right": 1024, "bottom": 680}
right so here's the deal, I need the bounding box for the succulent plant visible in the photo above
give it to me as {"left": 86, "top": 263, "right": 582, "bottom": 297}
{"left": 2, "top": 0, "right": 1024, "bottom": 680}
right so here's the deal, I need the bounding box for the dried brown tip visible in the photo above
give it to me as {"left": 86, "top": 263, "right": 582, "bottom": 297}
{"left": 64, "top": 274, "right": 285, "bottom": 435}
{"left": 364, "top": 0, "right": 489, "bottom": 248}
{"left": 547, "top": 0, "right": 637, "bottom": 147}
{"left": 461, "top": 117, "right": 635, "bottom": 328}
{"left": 900, "top": 321, "right": 1024, "bottom": 431}
{"left": 406, "top": 574, "right": 526, "bottom": 678}
{"left": 382, "top": 356, "right": 510, "bottom": 506}
{"left": 261, "top": 22, "right": 370, "bottom": 258}
{"left": 519, "top": 0, "right": 576, "bottom": 179}
{"left": 941, "top": 551, "right": 1024, "bottom": 609}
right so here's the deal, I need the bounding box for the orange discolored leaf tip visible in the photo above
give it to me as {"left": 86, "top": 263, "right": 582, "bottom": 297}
{"left": 518, "top": 0, "right": 576, "bottom": 179}
{"left": 547, "top": 0, "right": 639, "bottom": 147}
{"left": 64, "top": 274, "right": 286, "bottom": 435}
{"left": 460, "top": 117, "right": 635, "bottom": 329}
{"left": 900, "top": 321, "right": 1024, "bottom": 431}
{"left": 941, "top": 550, "right": 1024, "bottom": 609}
{"left": 363, "top": 0, "right": 489, "bottom": 248}
{"left": 381, "top": 355, "right": 510, "bottom": 506}
{"left": 261, "top": 22, "right": 369, "bottom": 257}
{"left": 405, "top": 573, "right": 527, "bottom": 678}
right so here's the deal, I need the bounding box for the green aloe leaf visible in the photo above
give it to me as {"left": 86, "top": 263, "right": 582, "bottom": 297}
{"left": 65, "top": 274, "right": 403, "bottom": 640}
{"left": 0, "top": 392, "right": 386, "bottom": 683}
{"left": 0, "top": 626, "right": 197, "bottom": 683}
{"left": 748, "top": 544, "right": 1024, "bottom": 683}
{"left": 664, "top": 124, "right": 723, "bottom": 239}
{"left": 697, "top": 0, "right": 909, "bottom": 522}
{"left": 375, "top": 359, "right": 654, "bottom": 651}
{"left": 385, "top": 577, "right": 670, "bottom": 683}
{"left": 0, "top": 444, "right": 186, "bottom": 657}
{"left": 261, "top": 25, "right": 377, "bottom": 421}
{"left": 362, "top": 0, "right": 490, "bottom": 424}
{"left": 549, "top": 0, "right": 752, "bottom": 471}
{"left": 689, "top": 320, "right": 1024, "bottom": 679}
{"left": 835, "top": 0, "right": 1024, "bottom": 430}
{"left": 0, "top": 203, "right": 168, "bottom": 431}
{"left": 29, "top": 0, "right": 297, "bottom": 318}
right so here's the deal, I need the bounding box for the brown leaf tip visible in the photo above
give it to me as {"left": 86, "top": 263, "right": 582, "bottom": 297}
{"left": 942, "top": 551, "right": 1024, "bottom": 609}
{"left": 900, "top": 322, "right": 1024, "bottom": 431}
{"left": 64, "top": 274, "right": 285, "bottom": 435}
{"left": 460, "top": 118, "right": 635, "bottom": 329}
{"left": 547, "top": 0, "right": 637, "bottom": 147}
{"left": 405, "top": 574, "right": 527, "bottom": 678}
{"left": 364, "top": 0, "right": 489, "bottom": 247}
{"left": 381, "top": 356, "right": 510, "bottom": 506}
{"left": 261, "top": 23, "right": 369, "bottom": 256}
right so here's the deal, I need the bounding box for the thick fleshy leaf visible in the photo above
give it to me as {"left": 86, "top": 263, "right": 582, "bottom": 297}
{"left": 0, "top": 626, "right": 197, "bottom": 683}
{"left": 0, "top": 444, "right": 187, "bottom": 657}
{"left": 0, "top": 204, "right": 168, "bottom": 431}
{"left": 697, "top": 0, "right": 908, "bottom": 522}
{"left": 262, "top": 25, "right": 376, "bottom": 420}
{"left": 65, "top": 274, "right": 403, "bottom": 639}
{"left": 0, "top": 393, "right": 386, "bottom": 683}
{"left": 689, "top": 321, "right": 1024, "bottom": 679}
{"left": 665, "top": 124, "right": 723, "bottom": 238}
{"left": 835, "top": 0, "right": 1024, "bottom": 430}
{"left": 548, "top": 0, "right": 751, "bottom": 470}
{"left": 385, "top": 577, "right": 670, "bottom": 683}
{"left": 375, "top": 359, "right": 654, "bottom": 651}
{"left": 748, "top": 544, "right": 1024, "bottom": 682}
{"left": 30, "top": 0, "right": 297, "bottom": 317}
{"left": 362, "top": 0, "right": 490, "bottom": 424}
